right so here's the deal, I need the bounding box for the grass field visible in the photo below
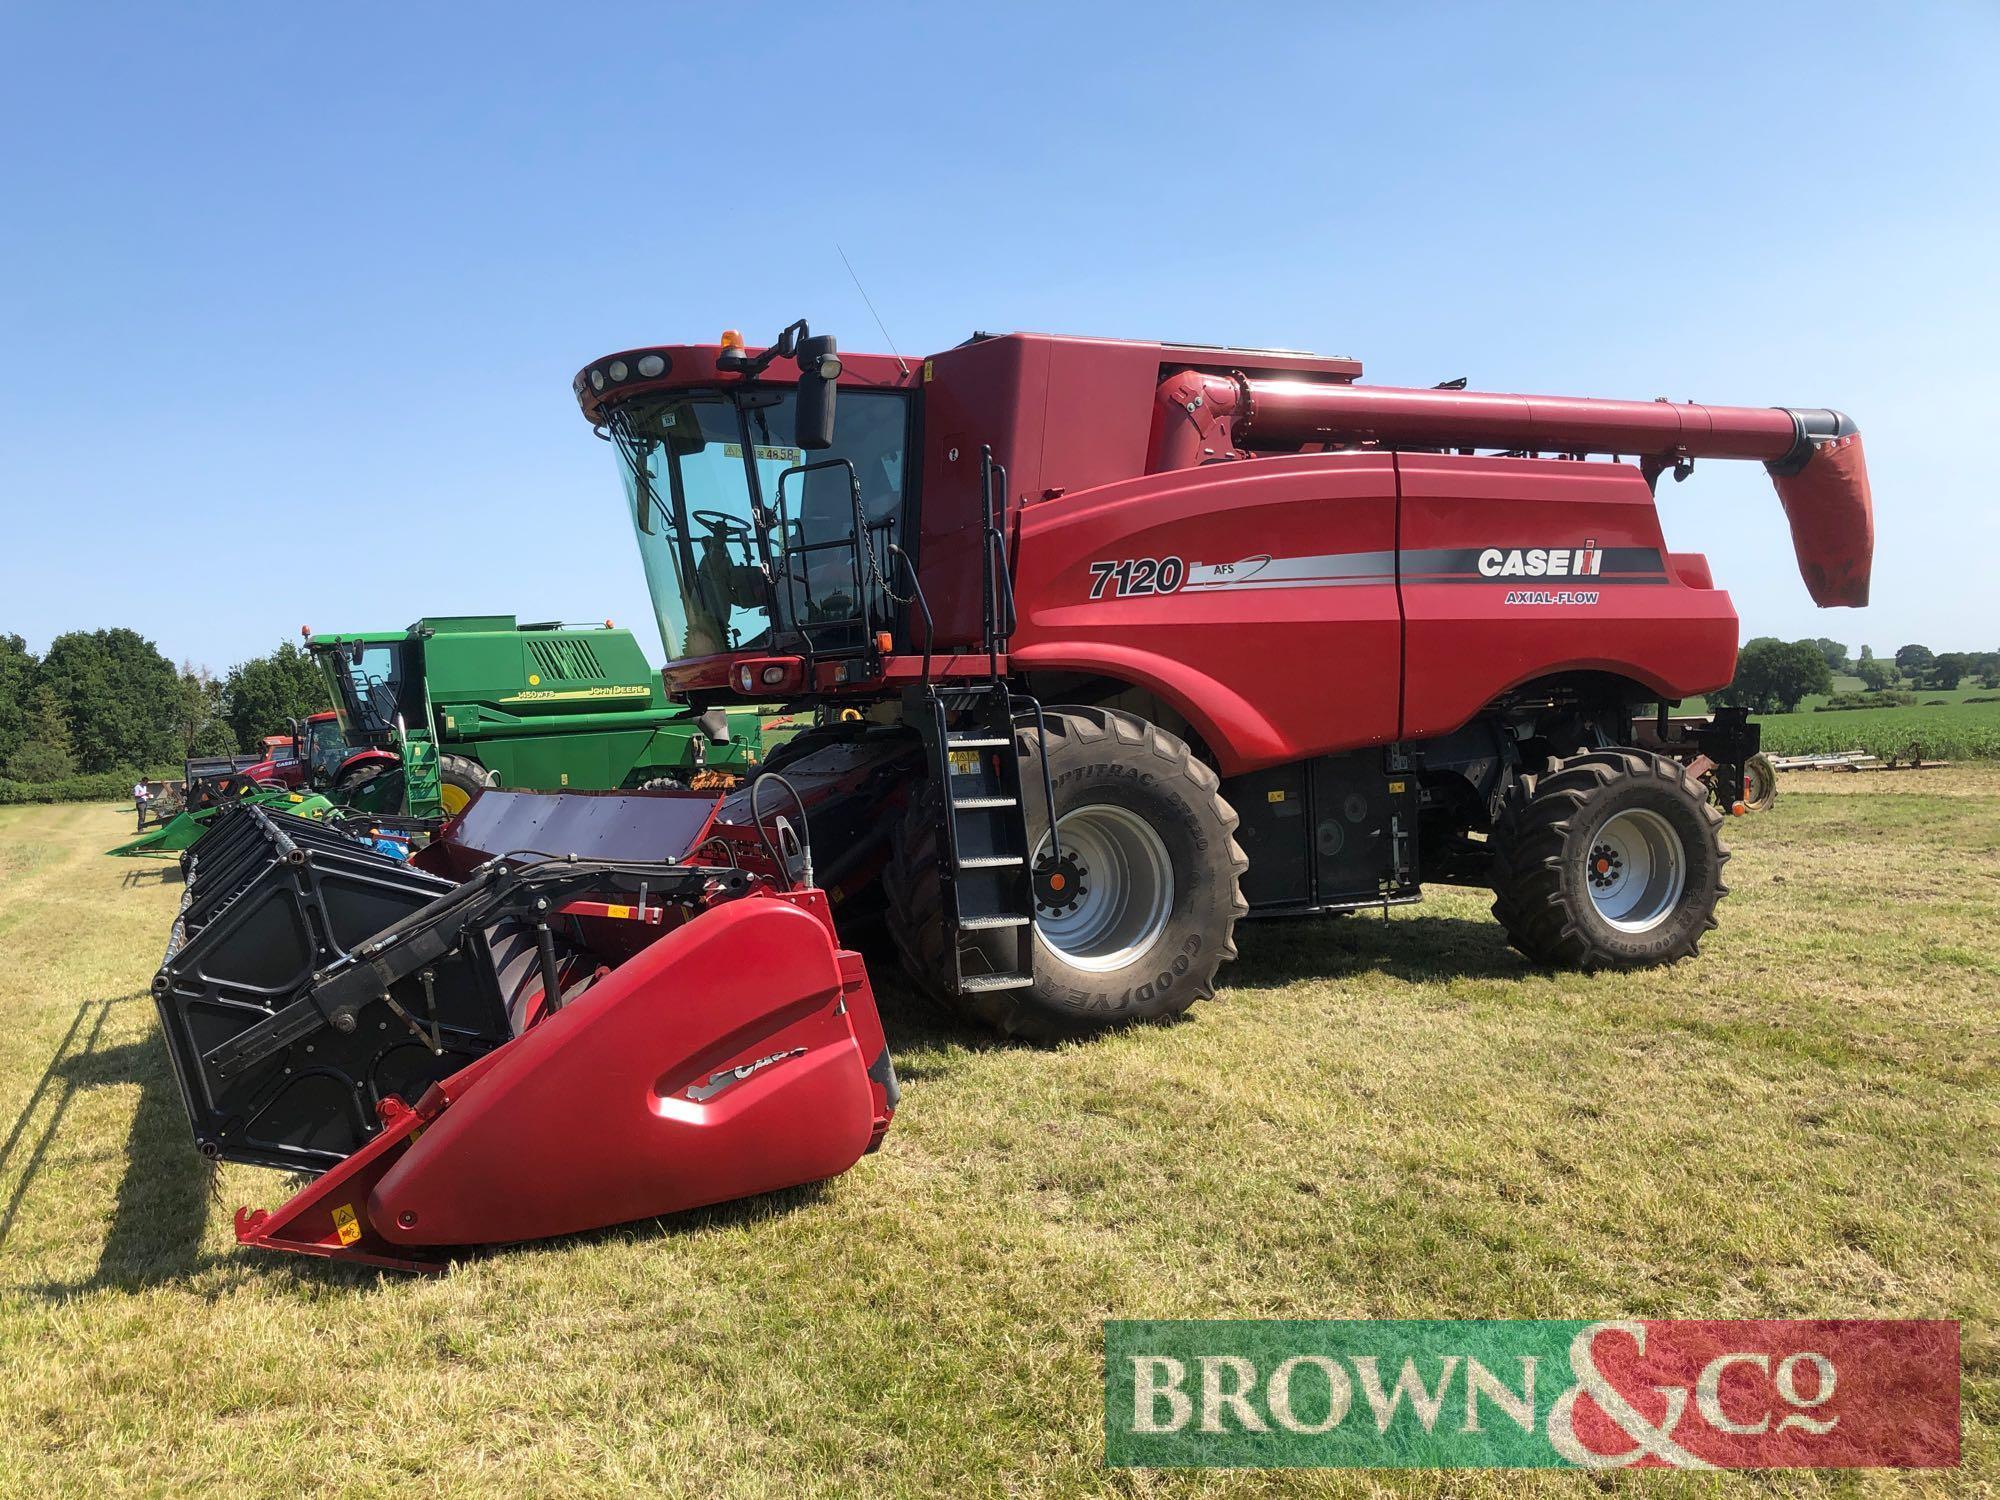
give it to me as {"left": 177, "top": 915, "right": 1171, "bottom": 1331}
{"left": 1, "top": 781, "right": 1994, "bottom": 1496}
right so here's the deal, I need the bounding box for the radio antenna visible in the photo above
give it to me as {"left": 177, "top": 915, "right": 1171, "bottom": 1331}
{"left": 837, "top": 244, "right": 910, "bottom": 376}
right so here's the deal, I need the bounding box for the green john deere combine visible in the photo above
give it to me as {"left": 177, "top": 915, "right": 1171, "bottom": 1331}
{"left": 304, "top": 615, "right": 759, "bottom": 817}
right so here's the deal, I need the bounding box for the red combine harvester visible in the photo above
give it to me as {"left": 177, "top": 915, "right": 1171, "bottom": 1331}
{"left": 155, "top": 321, "right": 1871, "bottom": 1269}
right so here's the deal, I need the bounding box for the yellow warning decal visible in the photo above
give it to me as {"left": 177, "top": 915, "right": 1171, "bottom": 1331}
{"left": 923, "top": 359, "right": 934, "bottom": 382}
{"left": 1388, "top": 780, "right": 1406, "bottom": 793}
{"left": 1267, "top": 789, "right": 1287, "bottom": 803}
{"left": 330, "top": 1203, "right": 361, "bottom": 1246}
{"left": 605, "top": 903, "right": 632, "bottom": 919}
{"left": 287, "top": 794, "right": 303, "bottom": 803}
{"left": 947, "top": 749, "right": 980, "bottom": 777}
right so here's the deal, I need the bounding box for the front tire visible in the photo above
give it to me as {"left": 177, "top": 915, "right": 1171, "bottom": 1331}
{"left": 1490, "top": 749, "right": 1727, "bottom": 969}
{"left": 437, "top": 754, "right": 497, "bottom": 816}
{"left": 885, "top": 706, "right": 1247, "bottom": 1040}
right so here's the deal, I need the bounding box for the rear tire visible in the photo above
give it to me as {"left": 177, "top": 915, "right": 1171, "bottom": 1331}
{"left": 332, "top": 761, "right": 394, "bottom": 808}
{"left": 1490, "top": 749, "right": 1726, "bottom": 969}
{"left": 884, "top": 706, "right": 1247, "bottom": 1040}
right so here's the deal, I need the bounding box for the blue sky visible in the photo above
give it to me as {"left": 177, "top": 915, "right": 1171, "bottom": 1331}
{"left": 2, "top": 3, "right": 1994, "bottom": 673}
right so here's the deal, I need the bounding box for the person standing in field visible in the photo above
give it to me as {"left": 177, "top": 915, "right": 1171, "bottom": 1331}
{"left": 133, "top": 779, "right": 150, "bottom": 830}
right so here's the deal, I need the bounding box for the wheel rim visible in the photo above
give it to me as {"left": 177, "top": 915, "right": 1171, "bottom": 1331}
{"left": 1746, "top": 759, "right": 1775, "bottom": 807}
{"left": 1031, "top": 803, "right": 1174, "bottom": 971}
{"left": 1584, "top": 808, "right": 1686, "bottom": 932}
{"left": 438, "top": 782, "right": 471, "bottom": 815}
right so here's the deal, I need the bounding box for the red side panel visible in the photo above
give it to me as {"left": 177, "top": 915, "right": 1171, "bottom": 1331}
{"left": 1009, "top": 454, "right": 1402, "bottom": 774}
{"left": 369, "top": 896, "right": 881, "bottom": 1248}
{"left": 1397, "top": 455, "right": 1739, "bottom": 739}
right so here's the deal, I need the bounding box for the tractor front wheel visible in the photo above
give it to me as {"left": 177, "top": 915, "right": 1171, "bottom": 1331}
{"left": 437, "top": 754, "right": 498, "bottom": 816}
{"left": 885, "top": 706, "right": 1247, "bottom": 1040}
{"left": 1741, "top": 752, "right": 1778, "bottom": 813}
{"left": 1489, "top": 749, "right": 1727, "bottom": 969}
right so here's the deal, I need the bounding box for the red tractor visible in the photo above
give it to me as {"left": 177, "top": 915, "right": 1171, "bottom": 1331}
{"left": 180, "top": 710, "right": 399, "bottom": 810}
{"left": 153, "top": 320, "right": 1871, "bottom": 1269}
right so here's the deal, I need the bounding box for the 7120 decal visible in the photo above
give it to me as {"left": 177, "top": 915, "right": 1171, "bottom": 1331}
{"left": 1088, "top": 557, "right": 1186, "bottom": 600}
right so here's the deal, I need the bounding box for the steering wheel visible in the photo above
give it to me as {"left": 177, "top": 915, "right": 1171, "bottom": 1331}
{"left": 691, "top": 509, "right": 756, "bottom": 542}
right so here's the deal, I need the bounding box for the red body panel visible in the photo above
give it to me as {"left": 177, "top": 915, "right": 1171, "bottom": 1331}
{"left": 370, "top": 894, "right": 883, "bottom": 1248}
{"left": 1396, "top": 454, "right": 1737, "bottom": 741}
{"left": 1009, "top": 450, "right": 1733, "bottom": 775}
{"left": 1010, "top": 454, "right": 1403, "bottom": 772}
{"left": 234, "top": 889, "right": 893, "bottom": 1267}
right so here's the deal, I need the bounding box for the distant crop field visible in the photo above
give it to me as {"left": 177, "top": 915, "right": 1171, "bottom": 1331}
{"left": 1756, "top": 699, "right": 2000, "bottom": 761}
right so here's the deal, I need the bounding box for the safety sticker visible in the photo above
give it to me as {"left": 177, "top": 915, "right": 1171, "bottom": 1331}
{"left": 723, "top": 443, "right": 804, "bottom": 464}
{"left": 948, "top": 750, "right": 981, "bottom": 777}
{"left": 330, "top": 1203, "right": 361, "bottom": 1246}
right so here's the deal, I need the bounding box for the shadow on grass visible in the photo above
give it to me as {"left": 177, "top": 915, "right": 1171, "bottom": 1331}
{"left": 0, "top": 991, "right": 216, "bottom": 1295}
{"left": 1229, "top": 908, "right": 1529, "bottom": 987}
{"left": 866, "top": 906, "right": 1533, "bottom": 1083}
{"left": 118, "top": 863, "right": 183, "bottom": 890}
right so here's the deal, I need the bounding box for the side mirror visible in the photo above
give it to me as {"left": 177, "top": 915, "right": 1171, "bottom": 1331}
{"left": 794, "top": 334, "right": 840, "bottom": 451}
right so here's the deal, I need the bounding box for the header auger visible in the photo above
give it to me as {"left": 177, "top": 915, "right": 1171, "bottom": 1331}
{"left": 149, "top": 318, "right": 1874, "bottom": 1271}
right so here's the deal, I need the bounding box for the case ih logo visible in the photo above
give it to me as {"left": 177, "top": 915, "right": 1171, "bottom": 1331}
{"left": 1105, "top": 1320, "right": 1959, "bottom": 1470}
{"left": 1477, "top": 541, "right": 1605, "bottom": 578}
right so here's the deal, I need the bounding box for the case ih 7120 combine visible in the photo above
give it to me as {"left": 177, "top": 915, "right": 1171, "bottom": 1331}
{"left": 154, "top": 321, "right": 1871, "bottom": 1269}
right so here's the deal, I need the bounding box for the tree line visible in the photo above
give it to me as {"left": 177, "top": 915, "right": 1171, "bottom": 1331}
{"left": 0, "top": 630, "right": 331, "bottom": 782}
{"left": 1714, "top": 638, "right": 2000, "bottom": 715}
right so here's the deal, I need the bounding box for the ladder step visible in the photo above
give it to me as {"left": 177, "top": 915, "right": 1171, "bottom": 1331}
{"left": 951, "top": 795, "right": 1018, "bottom": 810}
{"left": 955, "top": 855, "right": 1024, "bottom": 870}
{"left": 958, "top": 913, "right": 1031, "bottom": 930}
{"left": 947, "top": 735, "right": 1010, "bottom": 749}
{"left": 960, "top": 972, "right": 1035, "bottom": 992}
